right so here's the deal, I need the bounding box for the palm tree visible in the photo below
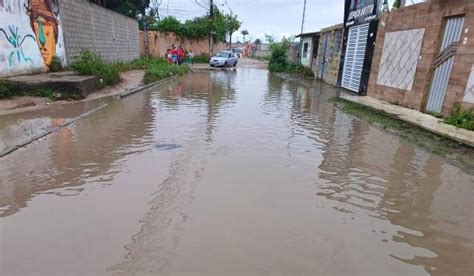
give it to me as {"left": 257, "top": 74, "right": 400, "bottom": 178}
{"left": 254, "top": 38, "right": 262, "bottom": 50}
{"left": 241, "top": 30, "right": 249, "bottom": 42}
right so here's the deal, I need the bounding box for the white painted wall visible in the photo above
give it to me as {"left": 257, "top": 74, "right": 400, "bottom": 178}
{"left": 300, "top": 36, "right": 313, "bottom": 67}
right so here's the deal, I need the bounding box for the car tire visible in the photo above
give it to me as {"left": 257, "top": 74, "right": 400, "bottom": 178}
{"left": 210, "top": 64, "right": 215, "bottom": 67}
{"left": 224, "top": 61, "right": 228, "bottom": 67}
{"left": 233, "top": 62, "right": 237, "bottom": 67}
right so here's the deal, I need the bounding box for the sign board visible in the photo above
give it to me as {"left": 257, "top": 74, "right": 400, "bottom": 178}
{"left": 344, "top": 0, "right": 379, "bottom": 27}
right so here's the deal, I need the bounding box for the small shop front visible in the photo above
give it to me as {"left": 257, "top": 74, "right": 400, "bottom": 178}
{"left": 339, "top": 0, "right": 380, "bottom": 94}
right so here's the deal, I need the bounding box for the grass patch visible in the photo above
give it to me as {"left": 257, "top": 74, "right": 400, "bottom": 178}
{"left": 251, "top": 55, "right": 271, "bottom": 61}
{"left": 143, "top": 59, "right": 189, "bottom": 84}
{"left": 71, "top": 50, "right": 126, "bottom": 88}
{"left": 332, "top": 97, "right": 473, "bottom": 171}
{"left": 444, "top": 106, "right": 474, "bottom": 131}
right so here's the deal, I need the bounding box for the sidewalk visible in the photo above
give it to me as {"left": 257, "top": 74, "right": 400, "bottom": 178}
{"left": 0, "top": 70, "right": 175, "bottom": 157}
{"left": 340, "top": 94, "right": 474, "bottom": 147}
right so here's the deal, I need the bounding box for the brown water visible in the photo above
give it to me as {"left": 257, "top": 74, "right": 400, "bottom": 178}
{"left": 0, "top": 69, "right": 473, "bottom": 275}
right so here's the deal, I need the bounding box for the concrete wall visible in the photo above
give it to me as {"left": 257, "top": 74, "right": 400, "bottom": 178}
{"left": 314, "top": 24, "right": 344, "bottom": 86}
{"left": 367, "top": 0, "right": 474, "bottom": 114}
{"left": 59, "top": 0, "right": 140, "bottom": 63}
{"left": 140, "top": 31, "right": 227, "bottom": 57}
{"left": 0, "top": 0, "right": 67, "bottom": 77}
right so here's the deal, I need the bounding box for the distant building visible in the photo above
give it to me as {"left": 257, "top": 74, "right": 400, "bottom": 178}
{"left": 295, "top": 32, "right": 320, "bottom": 69}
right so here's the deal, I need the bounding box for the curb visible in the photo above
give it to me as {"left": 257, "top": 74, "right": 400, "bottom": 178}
{"left": 0, "top": 104, "right": 109, "bottom": 158}
{"left": 120, "top": 75, "right": 178, "bottom": 98}
{"left": 339, "top": 95, "right": 474, "bottom": 148}
{"left": 1, "top": 74, "right": 182, "bottom": 158}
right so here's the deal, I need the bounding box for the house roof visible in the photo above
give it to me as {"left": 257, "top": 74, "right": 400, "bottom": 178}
{"left": 295, "top": 31, "right": 320, "bottom": 38}
{"left": 320, "top": 23, "right": 344, "bottom": 33}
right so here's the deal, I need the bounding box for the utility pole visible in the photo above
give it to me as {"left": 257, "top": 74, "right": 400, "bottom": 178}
{"left": 300, "top": 0, "right": 307, "bottom": 35}
{"left": 210, "top": 0, "right": 214, "bottom": 55}
{"left": 299, "top": 0, "right": 307, "bottom": 64}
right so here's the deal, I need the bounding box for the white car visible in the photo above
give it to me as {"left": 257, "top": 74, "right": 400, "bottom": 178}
{"left": 209, "top": 51, "right": 238, "bottom": 67}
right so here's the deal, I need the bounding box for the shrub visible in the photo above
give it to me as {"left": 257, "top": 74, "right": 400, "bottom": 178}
{"left": 0, "top": 79, "right": 13, "bottom": 99}
{"left": 70, "top": 50, "right": 121, "bottom": 88}
{"left": 444, "top": 106, "right": 474, "bottom": 131}
{"left": 193, "top": 53, "right": 210, "bottom": 64}
{"left": 49, "top": 55, "right": 63, "bottom": 72}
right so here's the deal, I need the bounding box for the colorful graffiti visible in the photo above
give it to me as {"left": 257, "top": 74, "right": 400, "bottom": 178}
{"left": 0, "top": 25, "right": 36, "bottom": 65}
{"left": 0, "top": 0, "right": 65, "bottom": 76}
{"left": 26, "top": 0, "right": 60, "bottom": 66}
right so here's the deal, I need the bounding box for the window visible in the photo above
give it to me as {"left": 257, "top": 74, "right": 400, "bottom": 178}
{"left": 303, "top": 43, "right": 308, "bottom": 58}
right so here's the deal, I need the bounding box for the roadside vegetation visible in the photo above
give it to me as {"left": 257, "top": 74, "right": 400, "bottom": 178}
{"left": 267, "top": 36, "right": 314, "bottom": 78}
{"left": 143, "top": 59, "right": 188, "bottom": 84}
{"left": 193, "top": 54, "right": 211, "bottom": 64}
{"left": 0, "top": 80, "right": 58, "bottom": 100}
{"left": 251, "top": 55, "right": 271, "bottom": 62}
{"left": 71, "top": 50, "right": 188, "bottom": 87}
{"left": 444, "top": 106, "right": 474, "bottom": 130}
{"left": 0, "top": 51, "right": 190, "bottom": 101}
{"left": 331, "top": 97, "right": 473, "bottom": 171}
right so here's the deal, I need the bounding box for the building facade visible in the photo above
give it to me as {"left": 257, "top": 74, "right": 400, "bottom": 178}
{"left": 314, "top": 23, "right": 344, "bottom": 86}
{"left": 339, "top": 0, "right": 380, "bottom": 94}
{"left": 296, "top": 32, "right": 320, "bottom": 68}
{"left": 367, "top": 0, "right": 474, "bottom": 115}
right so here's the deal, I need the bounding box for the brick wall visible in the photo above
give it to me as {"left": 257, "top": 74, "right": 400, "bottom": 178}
{"left": 59, "top": 0, "right": 140, "bottom": 63}
{"left": 139, "top": 31, "right": 227, "bottom": 58}
{"left": 367, "top": 0, "right": 474, "bottom": 114}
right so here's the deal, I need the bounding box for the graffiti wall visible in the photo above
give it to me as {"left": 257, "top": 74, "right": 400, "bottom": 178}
{"left": 0, "top": 0, "right": 66, "bottom": 77}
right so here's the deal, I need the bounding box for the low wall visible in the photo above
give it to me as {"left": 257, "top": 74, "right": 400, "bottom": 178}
{"left": 140, "top": 31, "right": 227, "bottom": 57}
{"left": 367, "top": 1, "right": 474, "bottom": 114}
{"left": 59, "top": 0, "right": 140, "bottom": 63}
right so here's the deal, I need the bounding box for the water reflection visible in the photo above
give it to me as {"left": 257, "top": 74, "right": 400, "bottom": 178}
{"left": 0, "top": 92, "right": 155, "bottom": 217}
{"left": 280, "top": 78, "right": 474, "bottom": 275}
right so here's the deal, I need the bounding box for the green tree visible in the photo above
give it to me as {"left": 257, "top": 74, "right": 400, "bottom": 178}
{"left": 392, "top": 0, "right": 401, "bottom": 9}
{"left": 265, "top": 34, "right": 275, "bottom": 45}
{"left": 224, "top": 14, "right": 241, "bottom": 47}
{"left": 241, "top": 30, "right": 249, "bottom": 42}
{"left": 92, "top": 0, "right": 150, "bottom": 18}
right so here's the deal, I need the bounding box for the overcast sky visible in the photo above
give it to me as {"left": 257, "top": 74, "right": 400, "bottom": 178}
{"left": 155, "top": 0, "right": 424, "bottom": 42}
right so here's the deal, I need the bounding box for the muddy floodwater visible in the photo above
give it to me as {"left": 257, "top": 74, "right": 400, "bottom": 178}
{"left": 1, "top": 69, "right": 473, "bottom": 275}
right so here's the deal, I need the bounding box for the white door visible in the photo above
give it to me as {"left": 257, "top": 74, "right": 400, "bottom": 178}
{"left": 342, "top": 23, "right": 369, "bottom": 93}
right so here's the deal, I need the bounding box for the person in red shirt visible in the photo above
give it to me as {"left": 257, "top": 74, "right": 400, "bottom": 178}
{"left": 177, "top": 46, "right": 185, "bottom": 65}
{"left": 171, "top": 44, "right": 179, "bottom": 64}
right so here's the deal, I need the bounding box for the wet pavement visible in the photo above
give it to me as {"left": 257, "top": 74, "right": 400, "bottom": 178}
{"left": 0, "top": 68, "right": 473, "bottom": 275}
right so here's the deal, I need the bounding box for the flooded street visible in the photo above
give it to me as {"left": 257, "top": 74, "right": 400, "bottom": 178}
{"left": 1, "top": 68, "right": 473, "bottom": 275}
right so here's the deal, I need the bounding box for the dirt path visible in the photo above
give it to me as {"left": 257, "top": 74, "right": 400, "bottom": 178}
{"left": 0, "top": 70, "right": 145, "bottom": 116}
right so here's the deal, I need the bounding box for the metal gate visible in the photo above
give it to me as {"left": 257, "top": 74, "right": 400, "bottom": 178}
{"left": 425, "top": 16, "right": 465, "bottom": 113}
{"left": 342, "top": 23, "right": 369, "bottom": 93}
